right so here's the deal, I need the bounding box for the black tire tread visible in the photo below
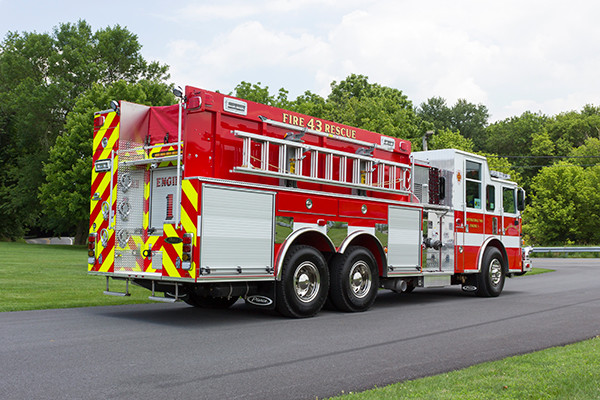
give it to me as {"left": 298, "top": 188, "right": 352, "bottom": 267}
{"left": 329, "top": 246, "right": 379, "bottom": 312}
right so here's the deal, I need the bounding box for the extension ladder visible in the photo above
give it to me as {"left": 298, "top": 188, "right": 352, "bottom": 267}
{"left": 232, "top": 123, "right": 413, "bottom": 195}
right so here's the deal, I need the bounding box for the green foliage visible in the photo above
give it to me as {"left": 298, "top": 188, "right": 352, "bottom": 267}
{"left": 417, "top": 97, "right": 489, "bottom": 149}
{"left": 546, "top": 107, "right": 600, "bottom": 156}
{"left": 481, "top": 153, "right": 522, "bottom": 184}
{"left": 429, "top": 129, "right": 474, "bottom": 152}
{"left": 234, "top": 74, "right": 423, "bottom": 145}
{"left": 523, "top": 162, "right": 600, "bottom": 245}
{"left": 291, "top": 90, "right": 329, "bottom": 119}
{"left": 485, "top": 111, "right": 547, "bottom": 156}
{"left": 568, "top": 137, "right": 600, "bottom": 167}
{"left": 327, "top": 75, "right": 419, "bottom": 143}
{"left": 484, "top": 111, "right": 548, "bottom": 190}
{"left": 0, "top": 20, "right": 169, "bottom": 240}
{"left": 232, "top": 81, "right": 291, "bottom": 109}
{"left": 417, "top": 97, "right": 452, "bottom": 132}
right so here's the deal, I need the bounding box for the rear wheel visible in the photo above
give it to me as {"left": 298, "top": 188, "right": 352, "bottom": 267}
{"left": 329, "top": 247, "right": 379, "bottom": 312}
{"left": 475, "top": 247, "right": 505, "bottom": 297}
{"left": 276, "top": 245, "right": 329, "bottom": 318}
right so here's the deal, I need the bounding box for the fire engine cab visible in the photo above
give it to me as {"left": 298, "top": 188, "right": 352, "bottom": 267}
{"left": 88, "top": 86, "right": 530, "bottom": 318}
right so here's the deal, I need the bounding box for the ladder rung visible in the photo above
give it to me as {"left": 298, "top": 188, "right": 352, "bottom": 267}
{"left": 233, "top": 129, "right": 412, "bottom": 195}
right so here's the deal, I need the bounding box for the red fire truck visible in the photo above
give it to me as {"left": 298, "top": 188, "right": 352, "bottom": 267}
{"left": 88, "top": 86, "right": 531, "bottom": 317}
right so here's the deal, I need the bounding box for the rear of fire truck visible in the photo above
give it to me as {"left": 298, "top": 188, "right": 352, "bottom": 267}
{"left": 88, "top": 100, "right": 200, "bottom": 300}
{"left": 88, "top": 86, "right": 530, "bottom": 317}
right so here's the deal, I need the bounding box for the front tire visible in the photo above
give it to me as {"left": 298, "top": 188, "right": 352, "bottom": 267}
{"left": 276, "top": 245, "right": 329, "bottom": 318}
{"left": 329, "top": 247, "right": 379, "bottom": 312}
{"left": 475, "top": 247, "right": 505, "bottom": 297}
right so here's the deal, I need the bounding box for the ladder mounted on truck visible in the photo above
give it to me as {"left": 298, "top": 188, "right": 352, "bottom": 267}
{"left": 232, "top": 119, "right": 413, "bottom": 195}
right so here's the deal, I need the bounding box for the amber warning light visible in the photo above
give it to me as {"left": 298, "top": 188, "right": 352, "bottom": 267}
{"left": 153, "top": 150, "right": 179, "bottom": 158}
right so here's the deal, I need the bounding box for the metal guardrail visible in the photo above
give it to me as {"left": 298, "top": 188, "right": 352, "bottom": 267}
{"left": 527, "top": 246, "right": 600, "bottom": 254}
{"left": 524, "top": 246, "right": 600, "bottom": 259}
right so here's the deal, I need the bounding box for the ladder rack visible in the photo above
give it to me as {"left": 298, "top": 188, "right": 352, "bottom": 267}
{"left": 232, "top": 130, "right": 412, "bottom": 195}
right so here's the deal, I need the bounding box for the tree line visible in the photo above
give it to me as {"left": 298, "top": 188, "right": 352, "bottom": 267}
{"left": 1, "top": 21, "right": 599, "bottom": 245}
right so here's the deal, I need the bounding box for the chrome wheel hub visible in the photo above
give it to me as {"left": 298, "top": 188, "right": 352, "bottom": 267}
{"left": 489, "top": 259, "right": 502, "bottom": 287}
{"left": 349, "top": 261, "right": 372, "bottom": 299}
{"left": 293, "top": 261, "right": 320, "bottom": 303}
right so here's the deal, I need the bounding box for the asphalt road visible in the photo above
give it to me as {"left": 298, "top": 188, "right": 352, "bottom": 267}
{"left": 1, "top": 259, "right": 599, "bottom": 400}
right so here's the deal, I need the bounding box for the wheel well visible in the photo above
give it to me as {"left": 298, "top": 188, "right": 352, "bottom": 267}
{"left": 275, "top": 228, "right": 336, "bottom": 280}
{"left": 478, "top": 238, "right": 509, "bottom": 272}
{"left": 338, "top": 232, "right": 386, "bottom": 276}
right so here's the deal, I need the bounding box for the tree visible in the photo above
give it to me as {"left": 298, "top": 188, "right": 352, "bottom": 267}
{"left": 568, "top": 137, "right": 600, "bottom": 167}
{"left": 0, "top": 20, "right": 169, "bottom": 239}
{"left": 428, "top": 128, "right": 474, "bottom": 152}
{"left": 233, "top": 75, "right": 423, "bottom": 145}
{"left": 484, "top": 111, "right": 548, "bottom": 189}
{"left": 416, "top": 97, "right": 452, "bottom": 132}
{"left": 545, "top": 106, "right": 600, "bottom": 156}
{"left": 524, "top": 163, "right": 600, "bottom": 245}
{"left": 450, "top": 99, "right": 489, "bottom": 149}
{"left": 417, "top": 97, "right": 489, "bottom": 150}
{"left": 39, "top": 81, "right": 175, "bottom": 244}
{"left": 290, "top": 90, "right": 329, "bottom": 119}
{"left": 327, "top": 74, "right": 422, "bottom": 145}
{"left": 232, "top": 81, "right": 291, "bottom": 109}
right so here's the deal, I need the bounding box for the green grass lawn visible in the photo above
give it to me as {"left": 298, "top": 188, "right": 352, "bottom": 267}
{"left": 328, "top": 336, "right": 600, "bottom": 400}
{"left": 0, "top": 241, "right": 151, "bottom": 312}
{"left": 520, "top": 267, "right": 554, "bottom": 276}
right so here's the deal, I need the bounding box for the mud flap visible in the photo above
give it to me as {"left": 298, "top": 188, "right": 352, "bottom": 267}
{"left": 244, "top": 281, "right": 277, "bottom": 310}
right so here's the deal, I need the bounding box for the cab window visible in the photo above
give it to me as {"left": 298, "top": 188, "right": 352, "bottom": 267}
{"left": 503, "top": 187, "right": 516, "bottom": 214}
{"left": 486, "top": 185, "right": 495, "bottom": 211}
{"left": 466, "top": 160, "right": 481, "bottom": 209}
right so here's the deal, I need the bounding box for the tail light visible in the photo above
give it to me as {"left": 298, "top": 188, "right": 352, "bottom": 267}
{"left": 88, "top": 233, "right": 98, "bottom": 264}
{"left": 181, "top": 233, "right": 194, "bottom": 270}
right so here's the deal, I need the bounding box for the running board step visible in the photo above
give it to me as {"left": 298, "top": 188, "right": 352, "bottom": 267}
{"left": 148, "top": 296, "right": 177, "bottom": 303}
{"left": 103, "top": 277, "right": 131, "bottom": 296}
{"left": 104, "top": 291, "right": 131, "bottom": 297}
{"left": 149, "top": 281, "right": 181, "bottom": 303}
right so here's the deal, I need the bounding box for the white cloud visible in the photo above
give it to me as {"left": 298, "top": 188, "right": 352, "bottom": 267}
{"left": 157, "top": 0, "right": 600, "bottom": 121}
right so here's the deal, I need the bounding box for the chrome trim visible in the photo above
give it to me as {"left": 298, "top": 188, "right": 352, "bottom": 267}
{"left": 293, "top": 261, "right": 321, "bottom": 303}
{"left": 175, "top": 98, "right": 183, "bottom": 228}
{"left": 276, "top": 227, "right": 335, "bottom": 280}
{"left": 192, "top": 176, "right": 431, "bottom": 211}
{"left": 349, "top": 260, "right": 372, "bottom": 299}
{"left": 476, "top": 236, "right": 506, "bottom": 272}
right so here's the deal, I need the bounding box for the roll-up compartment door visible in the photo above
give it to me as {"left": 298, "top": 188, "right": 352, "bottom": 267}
{"left": 200, "top": 185, "right": 274, "bottom": 276}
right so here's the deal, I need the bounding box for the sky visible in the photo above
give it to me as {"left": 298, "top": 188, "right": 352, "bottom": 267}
{"left": 2, "top": 0, "right": 600, "bottom": 122}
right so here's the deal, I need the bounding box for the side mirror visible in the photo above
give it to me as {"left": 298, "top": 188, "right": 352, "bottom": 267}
{"left": 439, "top": 176, "right": 446, "bottom": 201}
{"left": 517, "top": 188, "right": 526, "bottom": 211}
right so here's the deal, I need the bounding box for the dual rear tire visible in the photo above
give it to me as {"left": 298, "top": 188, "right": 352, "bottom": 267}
{"left": 276, "top": 245, "right": 330, "bottom": 318}
{"left": 328, "top": 246, "right": 379, "bottom": 312}
{"left": 276, "top": 245, "right": 380, "bottom": 317}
